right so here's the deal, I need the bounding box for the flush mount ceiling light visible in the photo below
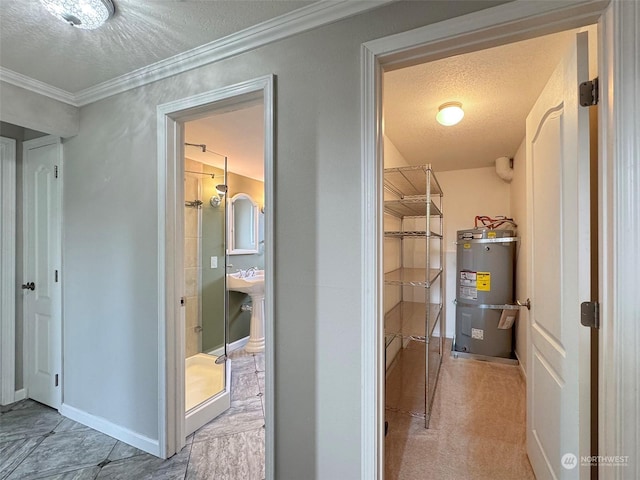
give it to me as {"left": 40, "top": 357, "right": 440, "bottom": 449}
{"left": 436, "top": 102, "right": 464, "bottom": 126}
{"left": 40, "top": 0, "right": 115, "bottom": 30}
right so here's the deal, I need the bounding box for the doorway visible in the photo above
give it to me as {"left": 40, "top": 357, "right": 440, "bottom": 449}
{"left": 0, "top": 122, "right": 57, "bottom": 408}
{"left": 156, "top": 75, "right": 275, "bottom": 470}
{"left": 182, "top": 102, "right": 267, "bottom": 436}
{"left": 382, "top": 25, "right": 597, "bottom": 478}
{"left": 360, "top": 2, "right": 609, "bottom": 478}
{"left": 383, "top": 30, "right": 595, "bottom": 478}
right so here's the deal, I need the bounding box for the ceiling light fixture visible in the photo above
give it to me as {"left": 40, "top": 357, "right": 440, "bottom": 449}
{"left": 436, "top": 102, "right": 464, "bottom": 126}
{"left": 40, "top": 0, "right": 115, "bottom": 30}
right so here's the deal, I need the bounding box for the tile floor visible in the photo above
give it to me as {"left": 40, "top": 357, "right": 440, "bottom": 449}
{"left": 0, "top": 349, "right": 265, "bottom": 480}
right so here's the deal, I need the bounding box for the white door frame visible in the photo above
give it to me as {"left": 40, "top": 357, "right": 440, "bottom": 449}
{"left": 0, "top": 136, "right": 17, "bottom": 406}
{"left": 156, "top": 75, "right": 275, "bottom": 471}
{"left": 597, "top": 2, "right": 640, "bottom": 478}
{"left": 361, "top": 0, "right": 638, "bottom": 478}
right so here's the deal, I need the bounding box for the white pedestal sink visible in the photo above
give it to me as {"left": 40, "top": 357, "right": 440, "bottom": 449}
{"left": 226, "top": 270, "right": 265, "bottom": 353}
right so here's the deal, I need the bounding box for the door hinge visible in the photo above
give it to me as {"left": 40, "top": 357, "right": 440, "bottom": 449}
{"left": 579, "top": 77, "right": 599, "bottom": 106}
{"left": 180, "top": 297, "right": 186, "bottom": 306}
{"left": 55, "top": 374, "right": 59, "bottom": 387}
{"left": 580, "top": 301, "right": 600, "bottom": 329}
{"left": 55, "top": 270, "right": 59, "bottom": 283}
{"left": 54, "top": 165, "right": 59, "bottom": 178}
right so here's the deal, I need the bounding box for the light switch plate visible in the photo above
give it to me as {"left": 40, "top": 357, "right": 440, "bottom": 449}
{"left": 211, "top": 256, "right": 218, "bottom": 268}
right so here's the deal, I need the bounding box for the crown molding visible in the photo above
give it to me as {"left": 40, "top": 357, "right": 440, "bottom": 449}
{"left": 1, "top": 0, "right": 394, "bottom": 108}
{"left": 0, "top": 67, "right": 78, "bottom": 107}
{"left": 75, "top": 0, "right": 394, "bottom": 106}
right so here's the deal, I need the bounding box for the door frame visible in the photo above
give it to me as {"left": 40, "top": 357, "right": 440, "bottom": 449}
{"left": 22, "top": 135, "right": 63, "bottom": 410}
{"left": 156, "top": 75, "right": 275, "bottom": 469}
{"left": 0, "top": 136, "right": 16, "bottom": 406}
{"left": 360, "top": 0, "right": 638, "bottom": 478}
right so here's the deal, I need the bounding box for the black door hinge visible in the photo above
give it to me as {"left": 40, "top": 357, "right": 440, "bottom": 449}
{"left": 579, "top": 77, "right": 599, "bottom": 107}
{"left": 55, "top": 374, "right": 59, "bottom": 387}
{"left": 55, "top": 270, "right": 59, "bottom": 283}
{"left": 54, "top": 165, "right": 59, "bottom": 178}
{"left": 580, "top": 301, "right": 600, "bottom": 329}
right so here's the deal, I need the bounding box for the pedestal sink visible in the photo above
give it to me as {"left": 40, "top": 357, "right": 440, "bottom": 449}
{"left": 226, "top": 270, "right": 265, "bottom": 353}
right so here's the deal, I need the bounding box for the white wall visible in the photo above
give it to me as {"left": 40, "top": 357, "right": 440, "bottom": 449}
{"left": 383, "top": 136, "right": 409, "bottom": 367}
{"left": 383, "top": 135, "right": 409, "bottom": 315}
{"left": 510, "top": 139, "right": 528, "bottom": 370}
{"left": 436, "top": 166, "right": 512, "bottom": 338}
{"left": 383, "top": 134, "right": 410, "bottom": 169}
{"left": 1, "top": 1, "right": 515, "bottom": 477}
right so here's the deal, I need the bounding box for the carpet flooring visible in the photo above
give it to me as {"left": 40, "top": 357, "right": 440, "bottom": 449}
{"left": 385, "top": 340, "right": 535, "bottom": 479}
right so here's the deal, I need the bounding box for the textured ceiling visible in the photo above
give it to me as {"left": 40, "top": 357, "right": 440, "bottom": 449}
{"left": 1, "top": 2, "right": 585, "bottom": 177}
{"left": 383, "top": 29, "right": 578, "bottom": 172}
{"left": 185, "top": 103, "right": 264, "bottom": 181}
{"left": 0, "top": 0, "right": 314, "bottom": 92}
{"left": 188, "top": 29, "right": 581, "bottom": 181}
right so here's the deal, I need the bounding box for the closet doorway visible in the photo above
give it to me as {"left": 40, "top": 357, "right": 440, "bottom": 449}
{"left": 381, "top": 26, "right": 596, "bottom": 478}
{"left": 360, "top": 2, "right": 609, "bottom": 478}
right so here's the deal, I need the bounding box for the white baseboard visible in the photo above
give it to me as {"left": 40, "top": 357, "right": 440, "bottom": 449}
{"left": 229, "top": 336, "right": 250, "bottom": 352}
{"left": 210, "top": 336, "right": 250, "bottom": 357}
{"left": 14, "top": 389, "right": 26, "bottom": 402}
{"left": 60, "top": 404, "right": 160, "bottom": 457}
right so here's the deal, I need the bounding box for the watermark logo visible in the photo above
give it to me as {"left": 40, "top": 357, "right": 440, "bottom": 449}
{"left": 562, "top": 453, "right": 630, "bottom": 469}
{"left": 561, "top": 453, "right": 578, "bottom": 470}
{"left": 581, "top": 455, "right": 629, "bottom": 467}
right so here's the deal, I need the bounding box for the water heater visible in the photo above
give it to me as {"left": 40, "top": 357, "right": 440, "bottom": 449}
{"left": 454, "top": 228, "right": 518, "bottom": 358}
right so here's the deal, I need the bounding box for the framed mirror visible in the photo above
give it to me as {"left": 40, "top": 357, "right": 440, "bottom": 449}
{"left": 227, "top": 193, "right": 259, "bottom": 255}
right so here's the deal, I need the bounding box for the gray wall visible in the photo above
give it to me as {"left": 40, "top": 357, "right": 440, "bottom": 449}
{"left": 2, "top": 2, "right": 507, "bottom": 477}
{"left": 0, "top": 122, "right": 46, "bottom": 391}
{"left": 0, "top": 84, "right": 78, "bottom": 138}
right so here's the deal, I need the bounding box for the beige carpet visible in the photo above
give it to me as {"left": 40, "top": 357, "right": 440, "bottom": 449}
{"left": 385, "top": 340, "right": 535, "bottom": 480}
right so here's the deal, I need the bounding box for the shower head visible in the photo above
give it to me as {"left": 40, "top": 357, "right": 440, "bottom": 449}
{"left": 209, "top": 184, "right": 228, "bottom": 208}
{"left": 185, "top": 142, "right": 206, "bottom": 153}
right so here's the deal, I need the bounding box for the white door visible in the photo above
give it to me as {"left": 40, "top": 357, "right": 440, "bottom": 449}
{"left": 23, "top": 136, "right": 62, "bottom": 409}
{"left": 526, "top": 31, "right": 592, "bottom": 478}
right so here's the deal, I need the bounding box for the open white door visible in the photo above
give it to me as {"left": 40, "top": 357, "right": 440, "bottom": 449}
{"left": 526, "top": 31, "right": 591, "bottom": 478}
{"left": 23, "top": 136, "right": 62, "bottom": 410}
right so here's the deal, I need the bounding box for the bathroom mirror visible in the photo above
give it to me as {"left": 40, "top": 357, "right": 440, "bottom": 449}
{"left": 228, "top": 193, "right": 259, "bottom": 255}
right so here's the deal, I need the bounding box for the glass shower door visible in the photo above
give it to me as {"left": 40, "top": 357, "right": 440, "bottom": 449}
{"left": 184, "top": 157, "right": 230, "bottom": 437}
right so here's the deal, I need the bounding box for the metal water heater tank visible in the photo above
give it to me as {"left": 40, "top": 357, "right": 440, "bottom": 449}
{"left": 454, "top": 228, "right": 517, "bottom": 358}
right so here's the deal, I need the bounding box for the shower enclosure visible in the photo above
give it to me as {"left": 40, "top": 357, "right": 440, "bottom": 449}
{"left": 183, "top": 155, "right": 230, "bottom": 436}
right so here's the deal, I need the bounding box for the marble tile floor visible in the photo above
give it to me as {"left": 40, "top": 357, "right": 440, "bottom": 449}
{"left": 0, "top": 350, "right": 265, "bottom": 480}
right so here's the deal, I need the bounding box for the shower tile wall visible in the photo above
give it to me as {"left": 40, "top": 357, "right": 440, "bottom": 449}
{"left": 185, "top": 159, "right": 203, "bottom": 357}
